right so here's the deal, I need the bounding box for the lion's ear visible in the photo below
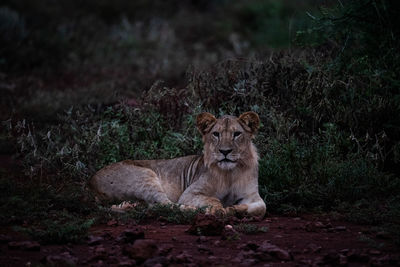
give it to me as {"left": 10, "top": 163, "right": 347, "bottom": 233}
{"left": 238, "top": 111, "right": 260, "bottom": 134}
{"left": 197, "top": 112, "right": 217, "bottom": 135}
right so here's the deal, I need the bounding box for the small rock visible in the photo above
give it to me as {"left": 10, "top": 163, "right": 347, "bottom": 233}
{"left": 89, "top": 246, "right": 108, "bottom": 261}
{"left": 101, "top": 232, "right": 112, "bottom": 239}
{"left": 186, "top": 214, "right": 225, "bottom": 236}
{"left": 118, "top": 259, "right": 136, "bottom": 266}
{"left": 272, "top": 248, "right": 292, "bottom": 261}
{"left": 174, "top": 251, "right": 193, "bottom": 263}
{"left": 378, "top": 254, "right": 399, "bottom": 265}
{"left": 197, "top": 244, "right": 213, "bottom": 255}
{"left": 323, "top": 251, "right": 340, "bottom": 265}
{"left": 91, "top": 246, "right": 108, "bottom": 261}
{"left": 340, "top": 249, "right": 349, "bottom": 255}
{"left": 305, "top": 222, "right": 325, "bottom": 232}
{"left": 221, "top": 225, "right": 240, "bottom": 240}
{"left": 106, "top": 255, "right": 119, "bottom": 264}
{"left": 369, "top": 249, "right": 381, "bottom": 255}
{"left": 334, "top": 226, "right": 347, "bottom": 232}
{"left": 196, "top": 236, "right": 207, "bottom": 243}
{"left": 87, "top": 236, "right": 103, "bottom": 246}
{"left": 143, "top": 256, "right": 169, "bottom": 267}
{"left": 8, "top": 241, "right": 40, "bottom": 251}
{"left": 307, "top": 243, "right": 322, "bottom": 254}
{"left": 327, "top": 227, "right": 336, "bottom": 233}
{"left": 254, "top": 252, "right": 273, "bottom": 262}
{"left": 347, "top": 250, "right": 370, "bottom": 263}
{"left": 123, "top": 239, "right": 158, "bottom": 263}
{"left": 213, "top": 240, "right": 221, "bottom": 246}
{"left": 107, "top": 219, "right": 118, "bottom": 226}
{"left": 244, "top": 242, "right": 260, "bottom": 251}
{"left": 225, "top": 224, "right": 233, "bottom": 230}
{"left": 0, "top": 234, "right": 11, "bottom": 243}
{"left": 376, "top": 231, "right": 390, "bottom": 239}
{"left": 298, "top": 259, "right": 312, "bottom": 265}
{"left": 118, "top": 228, "right": 145, "bottom": 243}
{"left": 314, "top": 221, "right": 325, "bottom": 228}
{"left": 257, "top": 241, "right": 276, "bottom": 253}
{"left": 241, "top": 258, "right": 257, "bottom": 266}
{"left": 231, "top": 257, "right": 242, "bottom": 263}
{"left": 257, "top": 241, "right": 292, "bottom": 261}
{"left": 339, "top": 254, "right": 348, "bottom": 265}
{"left": 44, "top": 252, "right": 78, "bottom": 266}
{"left": 208, "top": 256, "right": 218, "bottom": 261}
{"left": 158, "top": 244, "right": 173, "bottom": 256}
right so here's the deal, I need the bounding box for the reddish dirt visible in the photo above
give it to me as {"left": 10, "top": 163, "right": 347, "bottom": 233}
{"left": 1, "top": 214, "right": 399, "bottom": 266}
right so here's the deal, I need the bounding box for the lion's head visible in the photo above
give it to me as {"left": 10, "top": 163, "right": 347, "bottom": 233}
{"left": 197, "top": 111, "right": 260, "bottom": 171}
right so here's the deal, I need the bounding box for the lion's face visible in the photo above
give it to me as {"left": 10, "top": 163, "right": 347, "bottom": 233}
{"left": 197, "top": 112, "right": 260, "bottom": 171}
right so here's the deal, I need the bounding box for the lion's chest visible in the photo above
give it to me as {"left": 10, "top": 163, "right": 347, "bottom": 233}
{"left": 215, "top": 181, "right": 247, "bottom": 207}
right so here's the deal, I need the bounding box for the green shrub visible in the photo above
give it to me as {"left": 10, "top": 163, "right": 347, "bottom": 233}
{"left": 19, "top": 216, "right": 95, "bottom": 244}
{"left": 116, "top": 203, "right": 205, "bottom": 224}
{"left": 235, "top": 223, "right": 268, "bottom": 234}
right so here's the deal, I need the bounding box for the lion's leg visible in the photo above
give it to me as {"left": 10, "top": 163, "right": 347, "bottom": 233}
{"left": 91, "top": 162, "right": 171, "bottom": 204}
{"left": 177, "top": 188, "right": 226, "bottom": 215}
{"left": 178, "top": 194, "right": 223, "bottom": 209}
{"left": 237, "top": 195, "right": 266, "bottom": 217}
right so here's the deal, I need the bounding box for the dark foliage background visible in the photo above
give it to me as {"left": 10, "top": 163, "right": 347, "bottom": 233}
{"left": 1, "top": 0, "right": 399, "bottom": 244}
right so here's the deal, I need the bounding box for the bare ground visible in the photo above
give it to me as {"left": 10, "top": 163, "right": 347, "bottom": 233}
{"left": 1, "top": 213, "right": 399, "bottom": 266}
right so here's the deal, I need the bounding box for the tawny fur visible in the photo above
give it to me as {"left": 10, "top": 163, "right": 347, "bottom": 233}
{"left": 90, "top": 112, "right": 266, "bottom": 217}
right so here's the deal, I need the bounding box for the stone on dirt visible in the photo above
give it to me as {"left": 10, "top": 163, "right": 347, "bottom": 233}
{"left": 257, "top": 241, "right": 292, "bottom": 261}
{"left": 173, "top": 251, "right": 193, "bottom": 264}
{"left": 0, "top": 234, "right": 11, "bottom": 243}
{"left": 347, "top": 249, "right": 370, "bottom": 263}
{"left": 87, "top": 235, "right": 103, "bottom": 246}
{"left": 44, "top": 252, "right": 78, "bottom": 266}
{"left": 196, "top": 235, "right": 207, "bottom": 243}
{"left": 221, "top": 224, "right": 240, "bottom": 240}
{"left": 123, "top": 239, "right": 158, "bottom": 263}
{"left": 197, "top": 244, "right": 213, "bottom": 255}
{"left": 89, "top": 245, "right": 108, "bottom": 261}
{"left": 143, "top": 256, "right": 169, "bottom": 267}
{"left": 186, "top": 214, "right": 225, "bottom": 236}
{"left": 118, "top": 259, "right": 136, "bottom": 266}
{"left": 305, "top": 243, "right": 322, "bottom": 254}
{"left": 118, "top": 228, "right": 145, "bottom": 243}
{"left": 107, "top": 219, "right": 118, "bottom": 226}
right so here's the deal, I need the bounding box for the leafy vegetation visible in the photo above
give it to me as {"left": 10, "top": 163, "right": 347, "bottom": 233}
{"left": 118, "top": 203, "right": 206, "bottom": 225}
{"left": 1, "top": 0, "right": 400, "bottom": 244}
{"left": 235, "top": 223, "right": 268, "bottom": 234}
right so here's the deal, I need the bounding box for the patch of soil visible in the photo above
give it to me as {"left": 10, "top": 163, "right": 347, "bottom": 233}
{"left": 1, "top": 214, "right": 399, "bottom": 266}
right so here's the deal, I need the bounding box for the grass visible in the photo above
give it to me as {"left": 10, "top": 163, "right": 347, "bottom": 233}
{"left": 120, "top": 203, "right": 205, "bottom": 224}
{"left": 0, "top": 174, "right": 96, "bottom": 244}
{"left": 235, "top": 223, "right": 268, "bottom": 234}
{"left": 16, "top": 216, "right": 95, "bottom": 244}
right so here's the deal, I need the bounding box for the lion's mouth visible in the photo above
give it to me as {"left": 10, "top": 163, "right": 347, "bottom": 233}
{"left": 219, "top": 158, "right": 236, "bottom": 163}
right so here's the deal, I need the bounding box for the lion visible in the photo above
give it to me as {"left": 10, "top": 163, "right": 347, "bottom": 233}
{"left": 90, "top": 111, "right": 266, "bottom": 217}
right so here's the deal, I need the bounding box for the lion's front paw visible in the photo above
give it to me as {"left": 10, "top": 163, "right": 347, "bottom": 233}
{"left": 179, "top": 204, "right": 197, "bottom": 211}
{"left": 111, "top": 201, "right": 137, "bottom": 213}
{"left": 205, "top": 206, "right": 226, "bottom": 217}
{"left": 233, "top": 204, "right": 249, "bottom": 216}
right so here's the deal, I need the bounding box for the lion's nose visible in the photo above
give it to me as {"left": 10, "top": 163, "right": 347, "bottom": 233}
{"left": 219, "top": 149, "right": 232, "bottom": 156}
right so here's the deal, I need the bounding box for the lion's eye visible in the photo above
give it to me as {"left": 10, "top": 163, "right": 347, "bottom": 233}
{"left": 212, "top": 132, "right": 220, "bottom": 138}
{"left": 233, "top": 131, "right": 242, "bottom": 138}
